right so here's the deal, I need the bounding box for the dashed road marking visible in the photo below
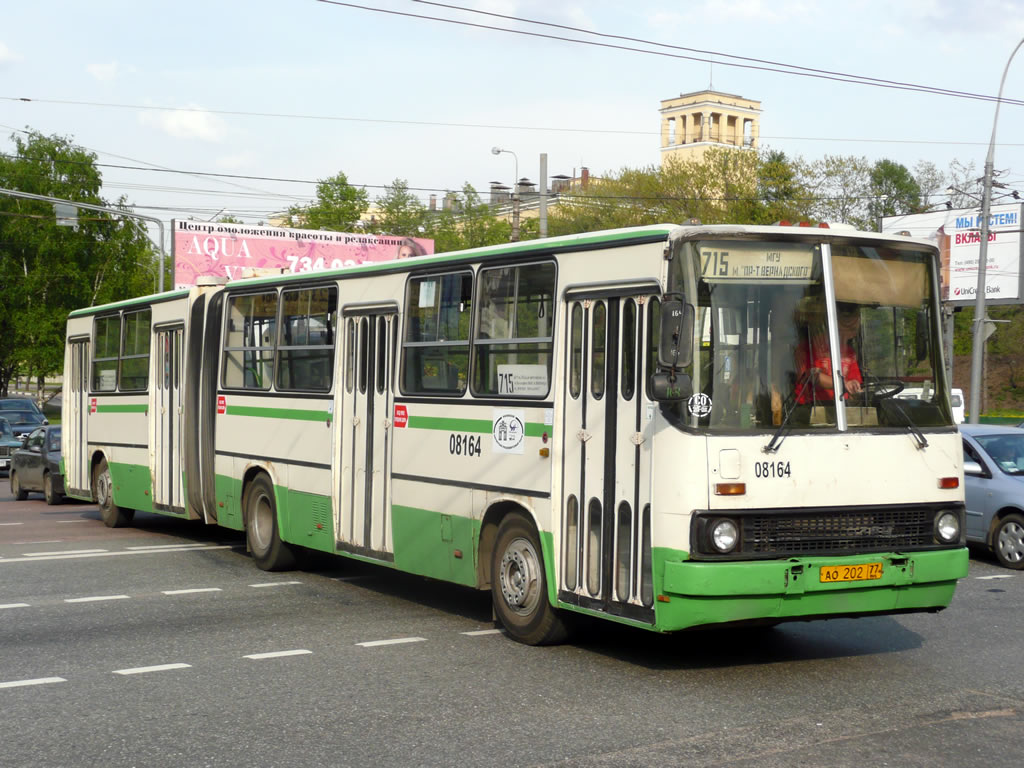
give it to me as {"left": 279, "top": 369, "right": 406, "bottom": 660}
{"left": 127, "top": 544, "right": 211, "bottom": 551}
{"left": 249, "top": 581, "right": 302, "bottom": 588}
{"left": 161, "top": 588, "right": 223, "bottom": 595}
{"left": 976, "top": 574, "right": 1015, "bottom": 580}
{"left": 0, "top": 545, "right": 232, "bottom": 564}
{"left": 55, "top": 520, "right": 90, "bottom": 524}
{"left": 0, "top": 677, "right": 66, "bottom": 689}
{"left": 461, "top": 629, "right": 503, "bottom": 636}
{"left": 243, "top": 650, "right": 312, "bottom": 660}
{"left": 25, "top": 549, "right": 107, "bottom": 557}
{"left": 64, "top": 595, "right": 131, "bottom": 603}
{"left": 356, "top": 637, "right": 427, "bottom": 648}
{"left": 113, "top": 663, "right": 191, "bottom": 676}
{"left": 0, "top": 603, "right": 30, "bottom": 610}
{"left": 0, "top": 522, "right": 24, "bottom": 526}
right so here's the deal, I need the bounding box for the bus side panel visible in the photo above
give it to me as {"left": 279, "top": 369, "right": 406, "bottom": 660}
{"left": 390, "top": 481, "right": 478, "bottom": 587}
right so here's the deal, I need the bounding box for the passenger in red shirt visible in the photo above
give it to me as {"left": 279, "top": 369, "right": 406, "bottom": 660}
{"left": 795, "top": 303, "right": 863, "bottom": 404}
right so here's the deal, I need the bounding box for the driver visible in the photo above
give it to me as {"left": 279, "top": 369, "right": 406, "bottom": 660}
{"left": 795, "top": 302, "right": 863, "bottom": 403}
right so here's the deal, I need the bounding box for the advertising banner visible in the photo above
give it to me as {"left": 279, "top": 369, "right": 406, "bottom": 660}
{"left": 172, "top": 219, "right": 434, "bottom": 288}
{"left": 881, "top": 203, "right": 1023, "bottom": 306}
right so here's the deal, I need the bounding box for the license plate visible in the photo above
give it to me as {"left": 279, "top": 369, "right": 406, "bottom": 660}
{"left": 819, "top": 562, "right": 883, "bottom": 583}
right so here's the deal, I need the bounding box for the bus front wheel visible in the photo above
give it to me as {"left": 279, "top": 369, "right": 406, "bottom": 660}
{"left": 244, "top": 474, "right": 296, "bottom": 571}
{"left": 490, "top": 513, "right": 569, "bottom": 646}
{"left": 94, "top": 458, "right": 134, "bottom": 528}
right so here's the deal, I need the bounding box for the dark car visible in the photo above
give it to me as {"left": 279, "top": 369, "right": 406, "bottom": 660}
{"left": 961, "top": 423, "right": 1024, "bottom": 568}
{"left": 0, "top": 417, "right": 21, "bottom": 475}
{"left": 10, "top": 425, "right": 64, "bottom": 505}
{"left": 3, "top": 409, "right": 47, "bottom": 438}
{"left": 0, "top": 397, "right": 43, "bottom": 415}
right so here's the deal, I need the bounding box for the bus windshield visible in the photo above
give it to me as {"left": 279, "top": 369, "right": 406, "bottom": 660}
{"left": 670, "top": 238, "right": 952, "bottom": 431}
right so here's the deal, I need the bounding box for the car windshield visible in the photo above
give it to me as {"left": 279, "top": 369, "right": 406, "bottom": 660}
{"left": 975, "top": 433, "right": 1024, "bottom": 476}
{"left": 0, "top": 399, "right": 41, "bottom": 413}
{"left": 6, "top": 411, "right": 43, "bottom": 426}
{"left": 667, "top": 237, "right": 951, "bottom": 431}
{"left": 0, "top": 419, "right": 12, "bottom": 439}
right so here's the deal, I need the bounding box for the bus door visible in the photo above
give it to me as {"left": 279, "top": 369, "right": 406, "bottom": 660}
{"left": 65, "top": 338, "right": 91, "bottom": 497}
{"left": 152, "top": 325, "right": 184, "bottom": 513}
{"left": 560, "top": 292, "right": 656, "bottom": 621}
{"left": 339, "top": 308, "right": 398, "bottom": 560}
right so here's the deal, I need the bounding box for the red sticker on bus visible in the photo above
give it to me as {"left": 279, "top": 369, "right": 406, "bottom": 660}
{"left": 394, "top": 404, "right": 408, "bottom": 428}
{"left": 90, "top": 397, "right": 97, "bottom": 414}
{"left": 217, "top": 395, "right": 226, "bottom": 415}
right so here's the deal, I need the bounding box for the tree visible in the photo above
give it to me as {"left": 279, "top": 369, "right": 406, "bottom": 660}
{"left": 288, "top": 171, "right": 368, "bottom": 231}
{"left": 867, "top": 158, "right": 923, "bottom": 224}
{"left": 372, "top": 178, "right": 427, "bottom": 236}
{"left": 804, "top": 154, "right": 872, "bottom": 228}
{"left": 0, "top": 130, "right": 156, "bottom": 396}
{"left": 422, "top": 184, "right": 512, "bottom": 252}
{"left": 913, "top": 160, "right": 946, "bottom": 208}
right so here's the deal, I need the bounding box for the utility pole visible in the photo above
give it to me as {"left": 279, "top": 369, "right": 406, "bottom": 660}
{"left": 968, "top": 37, "right": 1024, "bottom": 423}
{"left": 491, "top": 147, "right": 520, "bottom": 242}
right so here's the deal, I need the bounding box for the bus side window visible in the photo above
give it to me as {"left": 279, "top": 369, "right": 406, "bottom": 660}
{"left": 276, "top": 285, "right": 336, "bottom": 393}
{"left": 472, "top": 261, "right": 556, "bottom": 398}
{"left": 119, "top": 308, "right": 151, "bottom": 391}
{"left": 223, "top": 291, "right": 278, "bottom": 391}
{"left": 401, "top": 271, "right": 473, "bottom": 395}
{"left": 92, "top": 314, "right": 120, "bottom": 392}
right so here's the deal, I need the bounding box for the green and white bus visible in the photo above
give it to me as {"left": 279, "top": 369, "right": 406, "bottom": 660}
{"left": 62, "top": 223, "right": 969, "bottom": 644}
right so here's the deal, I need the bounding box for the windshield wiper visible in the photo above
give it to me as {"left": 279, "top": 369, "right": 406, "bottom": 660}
{"left": 763, "top": 371, "right": 815, "bottom": 454}
{"left": 879, "top": 397, "right": 929, "bottom": 450}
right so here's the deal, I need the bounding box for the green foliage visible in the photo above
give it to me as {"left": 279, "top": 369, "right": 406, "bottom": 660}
{"left": 288, "top": 171, "right": 368, "bottom": 231}
{"left": 867, "top": 158, "right": 923, "bottom": 223}
{"left": 422, "top": 184, "right": 512, "bottom": 252}
{"left": 804, "top": 154, "right": 872, "bottom": 228}
{"left": 0, "top": 130, "right": 157, "bottom": 394}
{"left": 372, "top": 178, "right": 427, "bottom": 237}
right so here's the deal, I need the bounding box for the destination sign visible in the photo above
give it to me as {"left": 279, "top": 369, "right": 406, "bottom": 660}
{"left": 699, "top": 241, "right": 815, "bottom": 283}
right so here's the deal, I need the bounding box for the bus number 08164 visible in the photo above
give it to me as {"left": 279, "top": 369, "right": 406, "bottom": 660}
{"left": 449, "top": 433, "right": 482, "bottom": 457}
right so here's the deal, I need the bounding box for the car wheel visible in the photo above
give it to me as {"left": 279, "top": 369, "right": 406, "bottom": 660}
{"left": 93, "top": 458, "right": 133, "bottom": 527}
{"left": 244, "top": 474, "right": 296, "bottom": 571}
{"left": 43, "top": 472, "right": 63, "bottom": 506}
{"left": 994, "top": 513, "right": 1024, "bottom": 570}
{"left": 490, "top": 512, "right": 569, "bottom": 646}
{"left": 11, "top": 470, "right": 28, "bottom": 501}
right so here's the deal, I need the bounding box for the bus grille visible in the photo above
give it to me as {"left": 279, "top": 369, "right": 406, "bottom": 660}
{"left": 742, "top": 508, "right": 935, "bottom": 554}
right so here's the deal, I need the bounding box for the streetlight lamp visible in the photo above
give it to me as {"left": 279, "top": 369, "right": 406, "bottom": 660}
{"left": 491, "top": 146, "right": 520, "bottom": 242}
{"left": 967, "top": 37, "right": 1024, "bottom": 424}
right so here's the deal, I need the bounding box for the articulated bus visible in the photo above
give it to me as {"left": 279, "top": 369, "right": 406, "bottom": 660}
{"left": 62, "top": 223, "right": 969, "bottom": 645}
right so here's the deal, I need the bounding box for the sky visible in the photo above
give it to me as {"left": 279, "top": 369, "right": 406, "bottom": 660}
{"left": 3, "top": 0, "right": 1024, "bottom": 242}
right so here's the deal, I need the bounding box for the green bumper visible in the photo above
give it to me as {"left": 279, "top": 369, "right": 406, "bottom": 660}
{"left": 653, "top": 548, "right": 969, "bottom": 631}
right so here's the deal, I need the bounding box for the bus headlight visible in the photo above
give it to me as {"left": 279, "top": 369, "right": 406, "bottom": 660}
{"left": 935, "top": 511, "right": 961, "bottom": 543}
{"left": 709, "top": 518, "right": 739, "bottom": 554}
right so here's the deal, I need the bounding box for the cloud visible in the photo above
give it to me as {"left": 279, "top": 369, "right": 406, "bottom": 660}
{"left": 87, "top": 61, "right": 121, "bottom": 82}
{"left": 137, "top": 104, "right": 227, "bottom": 142}
{"left": 0, "top": 42, "right": 21, "bottom": 66}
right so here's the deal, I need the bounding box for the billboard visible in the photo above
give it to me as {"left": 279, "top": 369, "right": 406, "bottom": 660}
{"left": 172, "top": 219, "right": 434, "bottom": 288}
{"left": 881, "top": 203, "right": 1023, "bottom": 306}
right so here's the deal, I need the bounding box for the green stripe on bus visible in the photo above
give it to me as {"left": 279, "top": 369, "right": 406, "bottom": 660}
{"left": 407, "top": 415, "right": 548, "bottom": 436}
{"left": 225, "top": 405, "right": 329, "bottom": 421}
{"left": 96, "top": 404, "right": 148, "bottom": 413}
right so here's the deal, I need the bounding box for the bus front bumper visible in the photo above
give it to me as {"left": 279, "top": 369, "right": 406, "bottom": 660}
{"left": 654, "top": 548, "right": 969, "bottom": 631}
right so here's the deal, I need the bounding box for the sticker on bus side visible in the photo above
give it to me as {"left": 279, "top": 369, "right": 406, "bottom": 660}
{"left": 492, "top": 410, "right": 525, "bottom": 454}
{"left": 394, "top": 404, "right": 408, "bottom": 428}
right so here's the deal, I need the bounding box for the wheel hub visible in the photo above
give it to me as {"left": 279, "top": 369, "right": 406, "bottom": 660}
{"left": 499, "top": 537, "right": 539, "bottom": 615}
{"left": 998, "top": 522, "right": 1024, "bottom": 564}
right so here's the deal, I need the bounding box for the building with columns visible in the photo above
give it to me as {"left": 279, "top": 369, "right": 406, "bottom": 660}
{"left": 659, "top": 90, "right": 761, "bottom": 166}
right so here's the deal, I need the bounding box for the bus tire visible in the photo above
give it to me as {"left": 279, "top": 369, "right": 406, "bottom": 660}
{"left": 994, "top": 513, "right": 1024, "bottom": 570}
{"left": 244, "top": 474, "right": 296, "bottom": 572}
{"left": 11, "top": 471, "right": 28, "bottom": 501}
{"left": 491, "top": 512, "right": 569, "bottom": 646}
{"left": 94, "top": 458, "right": 133, "bottom": 527}
{"left": 43, "top": 473, "right": 63, "bottom": 505}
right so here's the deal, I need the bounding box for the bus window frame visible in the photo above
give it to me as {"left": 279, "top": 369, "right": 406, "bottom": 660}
{"left": 221, "top": 289, "right": 280, "bottom": 392}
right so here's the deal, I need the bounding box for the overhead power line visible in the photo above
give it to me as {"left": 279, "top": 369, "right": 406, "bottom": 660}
{"left": 319, "top": 0, "right": 1024, "bottom": 107}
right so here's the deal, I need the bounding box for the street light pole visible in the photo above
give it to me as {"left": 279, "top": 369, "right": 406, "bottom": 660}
{"left": 967, "top": 37, "right": 1024, "bottom": 424}
{"left": 0, "top": 186, "right": 168, "bottom": 293}
{"left": 491, "top": 146, "right": 520, "bottom": 242}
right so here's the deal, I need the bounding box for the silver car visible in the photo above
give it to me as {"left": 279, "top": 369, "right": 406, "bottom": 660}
{"left": 961, "top": 424, "right": 1024, "bottom": 569}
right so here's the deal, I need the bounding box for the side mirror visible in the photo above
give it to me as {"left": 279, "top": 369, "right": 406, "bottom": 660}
{"left": 658, "top": 300, "right": 694, "bottom": 369}
{"left": 963, "top": 460, "right": 984, "bottom": 477}
{"left": 915, "top": 310, "right": 929, "bottom": 361}
{"left": 650, "top": 371, "right": 692, "bottom": 402}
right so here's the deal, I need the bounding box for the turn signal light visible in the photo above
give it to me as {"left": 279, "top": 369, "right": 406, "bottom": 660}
{"left": 714, "top": 482, "right": 746, "bottom": 496}
{"left": 938, "top": 477, "right": 959, "bottom": 489}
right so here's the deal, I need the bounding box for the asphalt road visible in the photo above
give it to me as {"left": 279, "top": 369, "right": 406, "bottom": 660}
{"left": 1, "top": 484, "right": 1021, "bottom": 768}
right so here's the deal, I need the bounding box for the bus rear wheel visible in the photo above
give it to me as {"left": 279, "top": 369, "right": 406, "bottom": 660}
{"left": 491, "top": 512, "right": 569, "bottom": 646}
{"left": 244, "top": 474, "right": 296, "bottom": 571}
{"left": 93, "top": 458, "right": 133, "bottom": 527}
